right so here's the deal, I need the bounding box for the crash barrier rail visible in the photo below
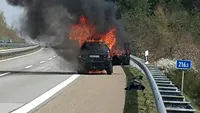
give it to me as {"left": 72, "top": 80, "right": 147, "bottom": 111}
{"left": 130, "top": 55, "right": 196, "bottom": 113}
{"left": 130, "top": 55, "right": 145, "bottom": 63}
{"left": 130, "top": 55, "right": 167, "bottom": 113}
{"left": 0, "top": 43, "right": 35, "bottom": 48}
{"left": 0, "top": 45, "right": 40, "bottom": 56}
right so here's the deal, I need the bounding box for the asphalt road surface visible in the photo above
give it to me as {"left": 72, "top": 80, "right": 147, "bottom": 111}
{"left": 35, "top": 66, "right": 126, "bottom": 113}
{"left": 0, "top": 48, "right": 126, "bottom": 113}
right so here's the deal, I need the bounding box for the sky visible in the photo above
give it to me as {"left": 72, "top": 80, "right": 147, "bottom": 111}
{"left": 0, "top": 0, "right": 23, "bottom": 27}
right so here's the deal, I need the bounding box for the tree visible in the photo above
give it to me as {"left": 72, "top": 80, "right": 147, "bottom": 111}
{"left": 0, "top": 11, "right": 23, "bottom": 43}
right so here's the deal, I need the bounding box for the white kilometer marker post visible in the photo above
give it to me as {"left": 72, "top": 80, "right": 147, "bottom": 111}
{"left": 145, "top": 50, "right": 149, "bottom": 64}
{"left": 40, "top": 61, "right": 45, "bottom": 64}
{"left": 25, "top": 65, "right": 33, "bottom": 69}
{"left": 53, "top": 56, "right": 56, "bottom": 58}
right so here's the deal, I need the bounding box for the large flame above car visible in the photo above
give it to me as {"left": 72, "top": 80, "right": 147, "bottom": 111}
{"left": 68, "top": 15, "right": 116, "bottom": 50}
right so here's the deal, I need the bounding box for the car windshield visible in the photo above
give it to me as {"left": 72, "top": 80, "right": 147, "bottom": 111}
{"left": 0, "top": 0, "right": 199, "bottom": 113}
{"left": 80, "top": 43, "right": 109, "bottom": 53}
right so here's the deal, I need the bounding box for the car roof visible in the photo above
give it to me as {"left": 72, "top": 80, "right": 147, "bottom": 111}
{"left": 83, "top": 40, "right": 106, "bottom": 44}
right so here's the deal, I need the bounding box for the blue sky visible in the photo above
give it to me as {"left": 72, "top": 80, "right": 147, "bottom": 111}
{"left": 0, "top": 0, "right": 23, "bottom": 27}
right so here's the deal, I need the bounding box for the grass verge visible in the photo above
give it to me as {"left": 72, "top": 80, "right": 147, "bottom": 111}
{"left": 122, "top": 66, "right": 156, "bottom": 113}
{"left": 0, "top": 46, "right": 41, "bottom": 60}
{"left": 0, "top": 47, "right": 12, "bottom": 50}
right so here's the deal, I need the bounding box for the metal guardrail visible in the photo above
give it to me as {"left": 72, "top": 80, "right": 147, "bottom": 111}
{"left": 130, "top": 55, "right": 145, "bottom": 62}
{"left": 130, "top": 55, "right": 167, "bottom": 113}
{"left": 0, "top": 43, "right": 35, "bottom": 48}
{"left": 130, "top": 55, "right": 196, "bottom": 113}
{"left": 0, "top": 45, "right": 39, "bottom": 56}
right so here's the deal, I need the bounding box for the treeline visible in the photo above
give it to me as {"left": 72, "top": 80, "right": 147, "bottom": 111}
{"left": 116, "top": 0, "right": 200, "bottom": 70}
{"left": 0, "top": 11, "right": 23, "bottom": 43}
{"left": 116, "top": 0, "right": 200, "bottom": 110}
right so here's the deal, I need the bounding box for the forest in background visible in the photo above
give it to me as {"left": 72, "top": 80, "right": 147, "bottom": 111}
{"left": 117, "top": 0, "right": 200, "bottom": 108}
{"left": 2, "top": 0, "right": 200, "bottom": 62}
{"left": 0, "top": 11, "right": 23, "bottom": 43}
{"left": 118, "top": 0, "right": 200, "bottom": 69}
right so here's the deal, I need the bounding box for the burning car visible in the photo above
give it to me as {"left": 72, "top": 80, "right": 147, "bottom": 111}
{"left": 68, "top": 15, "right": 130, "bottom": 74}
{"left": 77, "top": 40, "right": 113, "bottom": 74}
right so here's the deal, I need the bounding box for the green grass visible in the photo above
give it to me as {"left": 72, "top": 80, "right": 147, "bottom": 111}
{"left": 123, "top": 66, "right": 157, "bottom": 113}
{"left": 0, "top": 47, "right": 12, "bottom": 50}
{"left": 166, "top": 70, "right": 200, "bottom": 113}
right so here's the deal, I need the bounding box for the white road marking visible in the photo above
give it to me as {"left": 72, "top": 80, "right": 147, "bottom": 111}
{"left": 0, "top": 72, "right": 11, "bottom": 77}
{"left": 42, "top": 67, "right": 52, "bottom": 71}
{"left": 48, "top": 58, "right": 52, "bottom": 60}
{"left": 11, "top": 74, "right": 80, "bottom": 113}
{"left": 0, "top": 48, "right": 42, "bottom": 63}
{"left": 25, "top": 65, "right": 33, "bottom": 69}
{"left": 40, "top": 61, "right": 45, "bottom": 64}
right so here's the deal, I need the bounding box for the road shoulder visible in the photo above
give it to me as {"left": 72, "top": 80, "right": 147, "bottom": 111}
{"left": 122, "top": 66, "right": 156, "bottom": 113}
{"left": 35, "top": 66, "right": 126, "bottom": 113}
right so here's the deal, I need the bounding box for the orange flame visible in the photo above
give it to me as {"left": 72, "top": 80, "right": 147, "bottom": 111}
{"left": 68, "top": 15, "right": 116, "bottom": 50}
{"left": 88, "top": 70, "right": 107, "bottom": 74}
{"left": 112, "top": 49, "right": 125, "bottom": 56}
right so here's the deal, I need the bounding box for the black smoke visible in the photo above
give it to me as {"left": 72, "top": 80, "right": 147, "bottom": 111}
{"left": 6, "top": 0, "right": 126, "bottom": 69}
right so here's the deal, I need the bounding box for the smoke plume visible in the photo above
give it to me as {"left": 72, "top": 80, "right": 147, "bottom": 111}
{"left": 6, "top": 0, "right": 126, "bottom": 69}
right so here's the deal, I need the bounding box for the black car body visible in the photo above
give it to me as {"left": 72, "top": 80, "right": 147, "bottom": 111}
{"left": 77, "top": 41, "right": 113, "bottom": 74}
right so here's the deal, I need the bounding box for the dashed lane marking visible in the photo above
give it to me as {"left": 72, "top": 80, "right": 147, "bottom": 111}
{"left": 25, "top": 65, "right": 33, "bottom": 69}
{"left": 40, "top": 61, "right": 45, "bottom": 64}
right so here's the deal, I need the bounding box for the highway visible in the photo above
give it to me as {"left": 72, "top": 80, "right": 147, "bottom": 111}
{"left": 0, "top": 48, "right": 74, "bottom": 72}
{"left": 1, "top": 47, "right": 195, "bottom": 113}
{"left": 0, "top": 48, "right": 126, "bottom": 113}
{"left": 0, "top": 48, "right": 75, "bottom": 113}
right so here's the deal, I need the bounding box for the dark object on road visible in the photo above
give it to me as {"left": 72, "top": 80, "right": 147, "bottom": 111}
{"left": 125, "top": 81, "right": 145, "bottom": 91}
{"left": 112, "top": 42, "right": 130, "bottom": 65}
{"left": 125, "top": 75, "right": 145, "bottom": 91}
{"left": 77, "top": 41, "right": 113, "bottom": 75}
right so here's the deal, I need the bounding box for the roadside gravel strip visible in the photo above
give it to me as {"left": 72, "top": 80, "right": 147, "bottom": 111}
{"left": 35, "top": 66, "right": 126, "bottom": 113}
